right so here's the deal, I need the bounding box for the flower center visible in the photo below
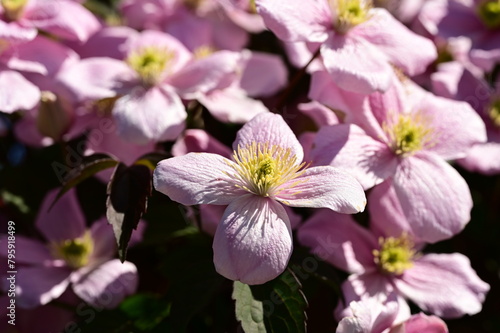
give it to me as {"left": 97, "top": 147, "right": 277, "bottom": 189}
{"left": 333, "top": 0, "right": 372, "bottom": 33}
{"left": 1, "top": 0, "right": 27, "bottom": 21}
{"left": 373, "top": 234, "right": 415, "bottom": 275}
{"left": 228, "top": 142, "right": 307, "bottom": 197}
{"left": 126, "top": 47, "right": 175, "bottom": 86}
{"left": 489, "top": 99, "right": 500, "bottom": 128}
{"left": 384, "top": 113, "right": 434, "bottom": 156}
{"left": 478, "top": 0, "right": 500, "bottom": 29}
{"left": 193, "top": 45, "right": 215, "bottom": 59}
{"left": 51, "top": 232, "right": 94, "bottom": 269}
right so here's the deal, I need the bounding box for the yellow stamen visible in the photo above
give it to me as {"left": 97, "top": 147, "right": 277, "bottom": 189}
{"left": 1, "top": 0, "right": 27, "bottom": 21}
{"left": 332, "top": 0, "right": 372, "bottom": 33}
{"left": 373, "top": 234, "right": 416, "bottom": 275}
{"left": 51, "top": 232, "right": 94, "bottom": 269}
{"left": 384, "top": 112, "right": 434, "bottom": 156}
{"left": 477, "top": 0, "right": 500, "bottom": 29}
{"left": 126, "top": 47, "right": 175, "bottom": 86}
{"left": 193, "top": 45, "right": 215, "bottom": 59}
{"left": 489, "top": 99, "right": 500, "bottom": 128}
{"left": 226, "top": 142, "right": 308, "bottom": 197}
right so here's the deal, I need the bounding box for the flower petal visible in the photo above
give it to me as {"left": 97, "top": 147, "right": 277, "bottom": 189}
{"left": 321, "top": 34, "right": 394, "bottom": 94}
{"left": 398, "top": 313, "right": 448, "bottom": 333}
{"left": 113, "top": 85, "right": 186, "bottom": 144}
{"left": 395, "top": 253, "right": 490, "bottom": 318}
{"left": 153, "top": 153, "right": 246, "bottom": 205}
{"left": 172, "top": 129, "right": 233, "bottom": 158}
{"left": 297, "top": 209, "right": 378, "bottom": 274}
{"left": 10, "top": 267, "right": 71, "bottom": 309}
{"left": 233, "top": 113, "right": 304, "bottom": 162}
{"left": 312, "top": 124, "right": 397, "bottom": 190}
{"left": 24, "top": 0, "right": 101, "bottom": 42}
{"left": 457, "top": 130, "right": 500, "bottom": 175}
{"left": 198, "top": 87, "right": 269, "bottom": 124}
{"left": 355, "top": 8, "right": 437, "bottom": 76}
{"left": 255, "top": 0, "right": 331, "bottom": 42}
{"left": 275, "top": 166, "right": 366, "bottom": 214}
{"left": 0, "top": 70, "right": 40, "bottom": 113}
{"left": 35, "top": 188, "right": 86, "bottom": 242}
{"left": 213, "top": 195, "right": 292, "bottom": 285}
{"left": 72, "top": 259, "right": 138, "bottom": 309}
{"left": 0, "top": 235, "right": 52, "bottom": 265}
{"left": 239, "top": 51, "right": 288, "bottom": 97}
{"left": 393, "top": 153, "right": 473, "bottom": 243}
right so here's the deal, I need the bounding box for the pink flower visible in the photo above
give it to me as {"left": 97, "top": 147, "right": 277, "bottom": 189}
{"left": 417, "top": 0, "right": 500, "bottom": 71}
{"left": 337, "top": 296, "right": 449, "bottom": 333}
{"left": 311, "top": 77, "right": 487, "bottom": 242}
{"left": 256, "top": 0, "right": 436, "bottom": 93}
{"left": 59, "top": 30, "right": 244, "bottom": 144}
{"left": 298, "top": 209, "right": 490, "bottom": 319}
{"left": 0, "top": 189, "right": 139, "bottom": 309}
{"left": 153, "top": 113, "right": 366, "bottom": 284}
{"left": 0, "top": 0, "right": 100, "bottom": 42}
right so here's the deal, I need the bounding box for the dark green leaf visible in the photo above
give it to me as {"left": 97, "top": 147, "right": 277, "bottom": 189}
{"left": 50, "top": 153, "right": 118, "bottom": 210}
{"left": 107, "top": 163, "right": 152, "bottom": 261}
{"left": 120, "top": 294, "right": 171, "bottom": 331}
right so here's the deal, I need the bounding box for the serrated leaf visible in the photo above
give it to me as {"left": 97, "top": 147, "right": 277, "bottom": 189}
{"left": 120, "top": 294, "right": 171, "bottom": 331}
{"left": 235, "top": 269, "right": 308, "bottom": 333}
{"left": 50, "top": 153, "right": 118, "bottom": 210}
{"left": 233, "top": 281, "right": 267, "bottom": 333}
{"left": 106, "top": 163, "right": 151, "bottom": 261}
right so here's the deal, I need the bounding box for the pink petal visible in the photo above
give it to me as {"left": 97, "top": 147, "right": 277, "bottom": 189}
{"left": 0, "top": 21, "right": 36, "bottom": 43}
{"left": 0, "top": 235, "right": 52, "bottom": 265}
{"left": 0, "top": 70, "right": 40, "bottom": 113}
{"left": 321, "top": 34, "right": 394, "bottom": 94}
{"left": 73, "top": 26, "right": 137, "bottom": 59}
{"left": 12, "top": 267, "right": 71, "bottom": 308}
{"left": 255, "top": 0, "right": 331, "bottom": 42}
{"left": 172, "top": 129, "right": 233, "bottom": 158}
{"left": 170, "top": 51, "right": 242, "bottom": 97}
{"left": 200, "top": 204, "right": 227, "bottom": 236}
{"left": 337, "top": 297, "right": 399, "bottom": 333}
{"left": 24, "top": 0, "right": 101, "bottom": 42}
{"left": 297, "top": 101, "right": 340, "bottom": 127}
{"left": 153, "top": 153, "right": 247, "bottom": 205}
{"left": 355, "top": 8, "right": 437, "bottom": 76}
{"left": 89, "top": 217, "right": 116, "bottom": 262}
{"left": 198, "top": 88, "right": 269, "bottom": 123}
{"left": 233, "top": 113, "right": 304, "bottom": 163}
{"left": 457, "top": 131, "right": 500, "bottom": 175}
{"left": 276, "top": 166, "right": 366, "bottom": 213}
{"left": 393, "top": 153, "right": 473, "bottom": 243}
{"left": 395, "top": 253, "right": 490, "bottom": 318}
{"left": 239, "top": 51, "right": 288, "bottom": 97}
{"left": 35, "top": 188, "right": 86, "bottom": 243}
{"left": 396, "top": 313, "right": 448, "bottom": 333}
{"left": 297, "top": 209, "right": 378, "bottom": 274}
{"left": 72, "top": 259, "right": 138, "bottom": 309}
{"left": 57, "top": 57, "right": 136, "bottom": 102}
{"left": 311, "top": 124, "right": 397, "bottom": 190}
{"left": 213, "top": 195, "right": 292, "bottom": 285}
{"left": 368, "top": 180, "right": 414, "bottom": 240}
{"left": 414, "top": 92, "right": 487, "bottom": 160}
{"left": 113, "top": 85, "right": 186, "bottom": 144}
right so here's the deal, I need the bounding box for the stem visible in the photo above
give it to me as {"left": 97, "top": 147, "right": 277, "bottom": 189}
{"left": 274, "top": 47, "right": 321, "bottom": 112}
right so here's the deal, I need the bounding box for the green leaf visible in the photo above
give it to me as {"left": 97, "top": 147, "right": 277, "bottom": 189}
{"left": 234, "top": 269, "right": 308, "bottom": 333}
{"left": 106, "top": 163, "right": 152, "bottom": 261}
{"left": 50, "top": 153, "right": 118, "bottom": 210}
{"left": 120, "top": 294, "right": 171, "bottom": 331}
{"left": 233, "top": 281, "right": 267, "bottom": 333}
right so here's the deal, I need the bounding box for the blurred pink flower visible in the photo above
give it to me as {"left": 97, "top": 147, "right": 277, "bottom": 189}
{"left": 154, "top": 113, "right": 366, "bottom": 284}
{"left": 0, "top": 189, "right": 139, "bottom": 309}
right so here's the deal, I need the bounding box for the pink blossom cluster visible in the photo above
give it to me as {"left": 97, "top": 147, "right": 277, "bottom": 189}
{"left": 1, "top": 0, "right": 499, "bottom": 331}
